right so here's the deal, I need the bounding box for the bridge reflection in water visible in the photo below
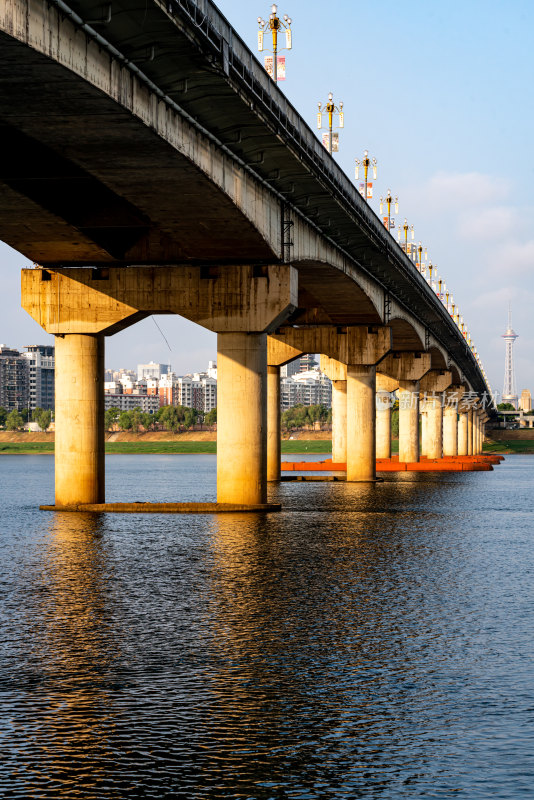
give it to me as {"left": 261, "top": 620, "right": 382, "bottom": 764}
{"left": 1, "top": 455, "right": 531, "bottom": 799}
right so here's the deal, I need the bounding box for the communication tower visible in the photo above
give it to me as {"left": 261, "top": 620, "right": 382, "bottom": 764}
{"left": 502, "top": 306, "right": 518, "bottom": 408}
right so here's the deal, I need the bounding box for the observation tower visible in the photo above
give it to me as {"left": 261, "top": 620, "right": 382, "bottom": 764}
{"left": 502, "top": 307, "right": 519, "bottom": 408}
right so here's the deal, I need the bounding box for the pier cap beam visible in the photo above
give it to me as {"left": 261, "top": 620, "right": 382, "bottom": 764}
{"left": 376, "top": 373, "right": 399, "bottom": 393}
{"left": 420, "top": 370, "right": 453, "bottom": 395}
{"left": 270, "top": 325, "right": 392, "bottom": 366}
{"left": 320, "top": 356, "right": 346, "bottom": 381}
{"left": 22, "top": 265, "right": 298, "bottom": 334}
{"left": 380, "top": 352, "right": 432, "bottom": 383}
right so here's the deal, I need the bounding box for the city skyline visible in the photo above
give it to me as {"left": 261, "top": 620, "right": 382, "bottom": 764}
{"left": 1, "top": 336, "right": 532, "bottom": 403}
{"left": 0, "top": 0, "right": 533, "bottom": 392}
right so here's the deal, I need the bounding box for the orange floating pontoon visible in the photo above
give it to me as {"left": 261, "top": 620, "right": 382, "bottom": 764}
{"left": 280, "top": 455, "right": 501, "bottom": 473}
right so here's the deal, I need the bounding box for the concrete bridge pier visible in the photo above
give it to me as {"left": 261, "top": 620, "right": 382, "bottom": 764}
{"left": 346, "top": 365, "right": 376, "bottom": 481}
{"left": 443, "top": 387, "right": 464, "bottom": 457}
{"left": 425, "top": 397, "right": 443, "bottom": 459}
{"left": 320, "top": 357, "right": 348, "bottom": 464}
{"left": 217, "top": 333, "right": 269, "bottom": 504}
{"left": 267, "top": 365, "right": 282, "bottom": 482}
{"left": 458, "top": 410, "right": 469, "bottom": 456}
{"left": 375, "top": 375, "right": 398, "bottom": 460}
{"left": 375, "top": 395, "right": 392, "bottom": 460}
{"left": 443, "top": 405, "right": 458, "bottom": 457}
{"left": 398, "top": 382, "right": 421, "bottom": 462}
{"left": 478, "top": 413, "right": 483, "bottom": 454}
{"left": 267, "top": 337, "right": 306, "bottom": 482}
{"left": 23, "top": 264, "right": 298, "bottom": 508}
{"left": 332, "top": 379, "right": 348, "bottom": 464}
{"left": 467, "top": 409, "right": 474, "bottom": 455}
{"left": 275, "top": 326, "right": 391, "bottom": 481}
{"left": 380, "top": 353, "right": 432, "bottom": 463}
{"left": 419, "top": 372, "right": 452, "bottom": 460}
{"left": 54, "top": 334, "right": 105, "bottom": 506}
{"left": 420, "top": 404, "right": 429, "bottom": 457}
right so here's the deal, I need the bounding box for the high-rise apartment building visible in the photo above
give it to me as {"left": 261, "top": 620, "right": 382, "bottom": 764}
{"left": 106, "top": 363, "right": 217, "bottom": 414}
{"left": 137, "top": 362, "right": 171, "bottom": 380}
{"left": 281, "top": 354, "right": 318, "bottom": 378}
{"left": 280, "top": 370, "right": 332, "bottom": 411}
{"left": 22, "top": 345, "right": 55, "bottom": 410}
{"left": 0, "top": 346, "right": 29, "bottom": 412}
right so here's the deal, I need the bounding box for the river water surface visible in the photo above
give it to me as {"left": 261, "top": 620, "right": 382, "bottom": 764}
{"left": 1, "top": 455, "right": 533, "bottom": 799}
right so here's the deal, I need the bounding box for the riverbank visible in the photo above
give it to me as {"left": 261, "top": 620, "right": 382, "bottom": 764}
{"left": 0, "top": 431, "right": 531, "bottom": 454}
{"left": 0, "top": 440, "right": 335, "bottom": 455}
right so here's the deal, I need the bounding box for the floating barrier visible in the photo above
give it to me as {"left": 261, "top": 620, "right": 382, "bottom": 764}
{"left": 281, "top": 455, "right": 501, "bottom": 474}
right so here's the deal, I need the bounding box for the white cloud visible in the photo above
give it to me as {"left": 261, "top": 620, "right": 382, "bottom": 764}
{"left": 483, "top": 239, "right": 534, "bottom": 277}
{"left": 457, "top": 206, "right": 517, "bottom": 241}
{"left": 426, "top": 171, "right": 507, "bottom": 207}
{"left": 471, "top": 286, "right": 534, "bottom": 311}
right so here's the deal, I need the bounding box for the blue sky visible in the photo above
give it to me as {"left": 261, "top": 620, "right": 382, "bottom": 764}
{"left": 2, "top": 0, "right": 533, "bottom": 395}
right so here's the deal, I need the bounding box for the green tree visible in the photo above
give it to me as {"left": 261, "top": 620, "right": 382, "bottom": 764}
{"left": 497, "top": 402, "right": 515, "bottom": 411}
{"left": 141, "top": 412, "right": 154, "bottom": 431}
{"left": 33, "top": 408, "right": 52, "bottom": 431}
{"left": 105, "top": 406, "right": 121, "bottom": 430}
{"left": 118, "top": 411, "right": 133, "bottom": 431}
{"left": 158, "top": 405, "right": 182, "bottom": 433}
{"left": 183, "top": 407, "right": 199, "bottom": 429}
{"left": 282, "top": 404, "right": 308, "bottom": 430}
{"left": 130, "top": 408, "right": 143, "bottom": 433}
{"left": 0, "top": 407, "right": 7, "bottom": 427}
{"left": 204, "top": 407, "right": 217, "bottom": 426}
{"left": 306, "top": 404, "right": 323, "bottom": 424}
{"left": 6, "top": 410, "right": 24, "bottom": 431}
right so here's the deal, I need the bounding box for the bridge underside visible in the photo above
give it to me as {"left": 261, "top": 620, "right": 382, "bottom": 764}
{"left": 0, "top": 33, "right": 277, "bottom": 265}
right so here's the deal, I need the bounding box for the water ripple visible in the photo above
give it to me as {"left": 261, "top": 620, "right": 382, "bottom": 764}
{"left": 0, "top": 456, "right": 532, "bottom": 798}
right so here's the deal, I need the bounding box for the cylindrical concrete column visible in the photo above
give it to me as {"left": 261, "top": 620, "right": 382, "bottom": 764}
{"left": 458, "top": 412, "right": 468, "bottom": 455}
{"left": 467, "top": 410, "right": 474, "bottom": 455}
{"left": 426, "top": 396, "right": 443, "bottom": 459}
{"left": 55, "top": 334, "right": 105, "bottom": 506}
{"left": 474, "top": 411, "right": 482, "bottom": 456}
{"left": 217, "top": 332, "right": 267, "bottom": 505}
{"left": 346, "top": 365, "right": 376, "bottom": 481}
{"left": 443, "top": 406, "right": 458, "bottom": 456}
{"left": 376, "top": 391, "right": 392, "bottom": 459}
{"left": 332, "top": 379, "right": 347, "bottom": 464}
{"left": 420, "top": 400, "right": 429, "bottom": 456}
{"left": 398, "top": 380, "right": 420, "bottom": 463}
{"left": 267, "top": 365, "right": 281, "bottom": 482}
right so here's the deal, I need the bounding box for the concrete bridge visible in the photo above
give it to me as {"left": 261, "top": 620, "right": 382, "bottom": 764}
{"left": 1, "top": 0, "right": 492, "bottom": 507}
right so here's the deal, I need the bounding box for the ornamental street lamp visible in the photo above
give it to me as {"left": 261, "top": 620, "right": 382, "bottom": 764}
{"left": 317, "top": 92, "right": 344, "bottom": 155}
{"left": 397, "top": 218, "right": 414, "bottom": 252}
{"left": 355, "top": 150, "right": 377, "bottom": 202}
{"left": 257, "top": 4, "right": 292, "bottom": 83}
{"left": 379, "top": 190, "right": 398, "bottom": 231}
{"left": 415, "top": 241, "right": 427, "bottom": 272}
{"left": 424, "top": 261, "right": 436, "bottom": 283}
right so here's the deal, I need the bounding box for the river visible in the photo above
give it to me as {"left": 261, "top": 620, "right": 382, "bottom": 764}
{"left": 1, "top": 454, "right": 532, "bottom": 798}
